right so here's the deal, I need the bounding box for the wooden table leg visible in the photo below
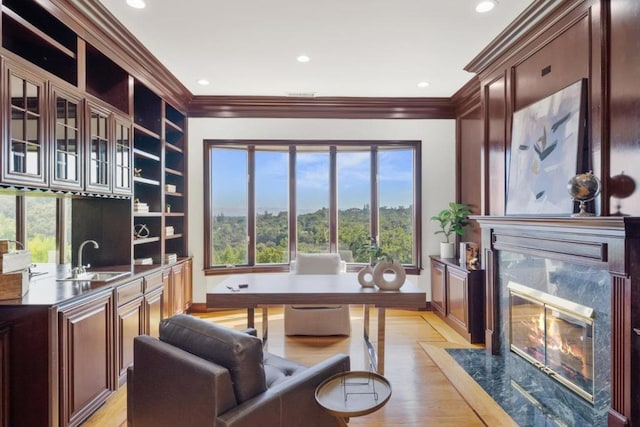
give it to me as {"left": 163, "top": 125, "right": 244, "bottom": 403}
{"left": 363, "top": 304, "right": 370, "bottom": 334}
{"left": 247, "top": 308, "right": 255, "bottom": 328}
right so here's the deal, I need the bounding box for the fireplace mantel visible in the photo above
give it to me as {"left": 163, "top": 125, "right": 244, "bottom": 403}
{"left": 475, "top": 215, "right": 640, "bottom": 426}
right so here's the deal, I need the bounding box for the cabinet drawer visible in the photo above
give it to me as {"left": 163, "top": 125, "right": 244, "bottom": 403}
{"left": 143, "top": 271, "right": 163, "bottom": 293}
{"left": 116, "top": 279, "right": 143, "bottom": 306}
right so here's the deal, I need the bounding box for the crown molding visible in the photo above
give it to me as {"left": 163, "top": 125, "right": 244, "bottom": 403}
{"left": 452, "top": 76, "right": 481, "bottom": 117}
{"left": 465, "top": 0, "right": 567, "bottom": 75}
{"left": 50, "top": 0, "right": 191, "bottom": 111}
{"left": 188, "top": 96, "right": 456, "bottom": 119}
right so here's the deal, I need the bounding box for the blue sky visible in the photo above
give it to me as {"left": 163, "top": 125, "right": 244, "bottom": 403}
{"left": 211, "top": 148, "right": 413, "bottom": 216}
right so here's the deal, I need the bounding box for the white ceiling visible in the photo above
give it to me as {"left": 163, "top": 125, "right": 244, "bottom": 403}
{"left": 98, "top": 0, "right": 533, "bottom": 98}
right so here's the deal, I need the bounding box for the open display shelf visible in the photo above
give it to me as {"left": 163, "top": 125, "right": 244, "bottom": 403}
{"left": 131, "top": 83, "right": 188, "bottom": 265}
{"left": 163, "top": 103, "right": 187, "bottom": 262}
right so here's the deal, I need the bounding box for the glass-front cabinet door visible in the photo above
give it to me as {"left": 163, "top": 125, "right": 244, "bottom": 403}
{"left": 3, "top": 64, "right": 47, "bottom": 186}
{"left": 51, "top": 86, "right": 82, "bottom": 189}
{"left": 86, "top": 103, "right": 111, "bottom": 193}
{"left": 113, "top": 115, "right": 132, "bottom": 195}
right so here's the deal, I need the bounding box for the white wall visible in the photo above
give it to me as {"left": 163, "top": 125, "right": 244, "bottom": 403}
{"left": 187, "top": 118, "right": 456, "bottom": 303}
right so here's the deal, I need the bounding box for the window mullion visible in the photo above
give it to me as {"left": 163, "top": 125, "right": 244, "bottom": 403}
{"left": 56, "top": 198, "right": 65, "bottom": 264}
{"left": 370, "top": 146, "right": 379, "bottom": 244}
{"left": 329, "top": 146, "right": 337, "bottom": 253}
{"left": 16, "top": 195, "right": 25, "bottom": 247}
{"left": 414, "top": 143, "right": 422, "bottom": 269}
{"left": 289, "top": 146, "right": 297, "bottom": 261}
{"left": 248, "top": 147, "right": 256, "bottom": 266}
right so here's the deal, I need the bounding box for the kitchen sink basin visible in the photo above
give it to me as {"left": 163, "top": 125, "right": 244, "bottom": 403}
{"left": 58, "top": 271, "right": 131, "bottom": 283}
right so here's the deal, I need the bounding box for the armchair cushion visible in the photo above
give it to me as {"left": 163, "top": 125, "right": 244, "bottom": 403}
{"left": 263, "top": 352, "right": 307, "bottom": 388}
{"left": 159, "top": 314, "right": 266, "bottom": 403}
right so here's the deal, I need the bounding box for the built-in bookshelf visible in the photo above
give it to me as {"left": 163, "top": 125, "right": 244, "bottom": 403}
{"left": 133, "top": 82, "right": 162, "bottom": 265}
{"left": 132, "top": 82, "right": 188, "bottom": 266}
{"left": 163, "top": 103, "right": 187, "bottom": 261}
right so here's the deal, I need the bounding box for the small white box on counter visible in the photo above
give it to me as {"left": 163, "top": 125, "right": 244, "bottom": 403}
{"left": 0, "top": 250, "right": 32, "bottom": 274}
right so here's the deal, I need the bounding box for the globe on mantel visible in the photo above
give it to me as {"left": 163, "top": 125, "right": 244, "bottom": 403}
{"left": 567, "top": 171, "right": 601, "bottom": 217}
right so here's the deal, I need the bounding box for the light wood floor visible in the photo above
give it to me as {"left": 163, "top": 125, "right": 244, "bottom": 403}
{"left": 82, "top": 308, "right": 516, "bottom": 426}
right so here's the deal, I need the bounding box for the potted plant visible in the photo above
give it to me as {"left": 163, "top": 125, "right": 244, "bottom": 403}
{"left": 430, "top": 202, "right": 472, "bottom": 259}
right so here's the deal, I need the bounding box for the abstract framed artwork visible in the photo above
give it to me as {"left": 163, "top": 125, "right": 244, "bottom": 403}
{"left": 505, "top": 79, "right": 587, "bottom": 216}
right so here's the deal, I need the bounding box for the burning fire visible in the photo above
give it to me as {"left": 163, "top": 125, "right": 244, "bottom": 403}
{"left": 522, "top": 312, "right": 591, "bottom": 381}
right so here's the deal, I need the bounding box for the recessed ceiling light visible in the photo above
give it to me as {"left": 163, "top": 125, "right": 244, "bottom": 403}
{"left": 197, "top": 79, "right": 210, "bottom": 86}
{"left": 296, "top": 55, "right": 311, "bottom": 63}
{"left": 126, "top": 0, "right": 146, "bottom": 9}
{"left": 476, "top": 0, "right": 497, "bottom": 13}
{"left": 417, "top": 81, "right": 430, "bottom": 88}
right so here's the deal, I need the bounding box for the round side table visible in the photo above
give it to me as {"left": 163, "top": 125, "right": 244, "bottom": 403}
{"left": 315, "top": 371, "right": 391, "bottom": 426}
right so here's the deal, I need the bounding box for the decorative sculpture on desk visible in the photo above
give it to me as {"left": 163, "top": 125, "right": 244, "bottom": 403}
{"left": 567, "top": 171, "right": 601, "bottom": 217}
{"left": 373, "top": 259, "right": 406, "bottom": 290}
{"left": 357, "top": 264, "right": 375, "bottom": 288}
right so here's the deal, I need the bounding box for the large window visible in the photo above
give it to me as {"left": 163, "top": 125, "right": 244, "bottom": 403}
{"left": 204, "top": 141, "right": 421, "bottom": 274}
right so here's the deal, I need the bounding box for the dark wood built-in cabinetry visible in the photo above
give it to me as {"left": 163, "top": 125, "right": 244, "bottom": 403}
{"left": 58, "top": 289, "right": 113, "bottom": 427}
{"left": 114, "top": 278, "right": 144, "bottom": 387}
{"left": 0, "top": 324, "right": 9, "bottom": 427}
{"left": 0, "top": 0, "right": 189, "bottom": 268}
{"left": 430, "top": 256, "right": 484, "bottom": 344}
{"left": 0, "top": 259, "right": 192, "bottom": 427}
{"left": 142, "top": 271, "right": 164, "bottom": 339}
{"left": 3, "top": 63, "right": 47, "bottom": 186}
{"left": 0, "top": 0, "right": 193, "bottom": 426}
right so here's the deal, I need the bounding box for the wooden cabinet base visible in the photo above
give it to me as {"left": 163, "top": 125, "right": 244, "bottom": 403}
{"left": 430, "top": 256, "right": 485, "bottom": 344}
{"left": 58, "top": 290, "right": 114, "bottom": 427}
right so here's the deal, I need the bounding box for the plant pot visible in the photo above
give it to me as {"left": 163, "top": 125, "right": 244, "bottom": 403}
{"left": 440, "top": 242, "right": 455, "bottom": 259}
{"left": 373, "top": 260, "right": 406, "bottom": 290}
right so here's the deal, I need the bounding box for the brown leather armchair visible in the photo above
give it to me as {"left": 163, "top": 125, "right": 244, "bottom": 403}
{"left": 127, "top": 314, "right": 350, "bottom": 427}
